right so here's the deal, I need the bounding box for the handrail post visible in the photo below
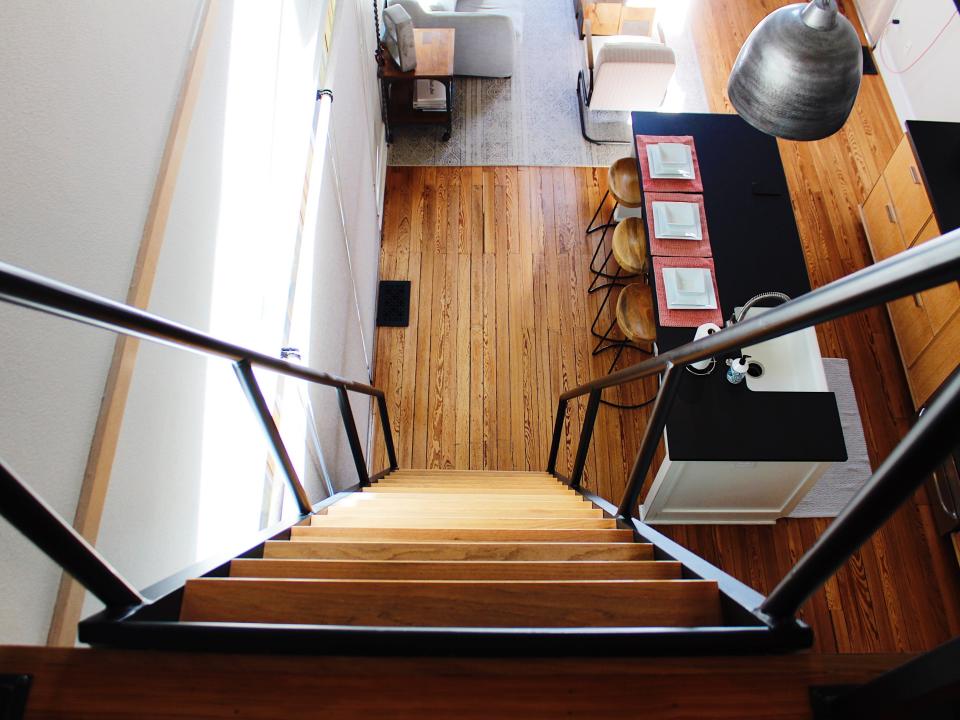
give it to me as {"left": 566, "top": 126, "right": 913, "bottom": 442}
{"left": 759, "top": 364, "right": 960, "bottom": 624}
{"left": 375, "top": 392, "right": 399, "bottom": 471}
{"left": 546, "top": 398, "right": 569, "bottom": 475}
{"left": 616, "top": 362, "right": 681, "bottom": 519}
{"left": 570, "top": 390, "right": 602, "bottom": 489}
{"left": 233, "top": 360, "right": 312, "bottom": 515}
{"left": 0, "top": 459, "right": 145, "bottom": 609}
{"left": 337, "top": 387, "right": 370, "bottom": 487}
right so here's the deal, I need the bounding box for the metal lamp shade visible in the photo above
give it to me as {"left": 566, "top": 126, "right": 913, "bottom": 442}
{"left": 727, "top": 0, "right": 863, "bottom": 141}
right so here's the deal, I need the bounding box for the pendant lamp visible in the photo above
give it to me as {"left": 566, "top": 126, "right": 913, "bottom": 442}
{"left": 727, "top": 0, "right": 863, "bottom": 141}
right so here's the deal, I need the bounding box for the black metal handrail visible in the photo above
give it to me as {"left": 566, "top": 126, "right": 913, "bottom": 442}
{"left": 0, "top": 259, "right": 398, "bottom": 614}
{"left": 0, "top": 459, "right": 145, "bottom": 609}
{"left": 0, "top": 261, "right": 399, "bottom": 510}
{"left": 547, "top": 226, "right": 960, "bottom": 627}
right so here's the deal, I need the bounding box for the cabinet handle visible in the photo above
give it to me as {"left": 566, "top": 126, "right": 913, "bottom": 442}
{"left": 909, "top": 165, "right": 921, "bottom": 185}
{"left": 913, "top": 293, "right": 923, "bottom": 308}
{"left": 885, "top": 204, "right": 897, "bottom": 223}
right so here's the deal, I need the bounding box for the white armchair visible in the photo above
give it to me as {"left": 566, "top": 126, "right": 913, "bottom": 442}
{"left": 577, "top": 20, "right": 677, "bottom": 143}
{"left": 385, "top": 0, "right": 522, "bottom": 78}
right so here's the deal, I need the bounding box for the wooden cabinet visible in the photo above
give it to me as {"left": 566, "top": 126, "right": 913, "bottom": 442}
{"left": 861, "top": 135, "right": 959, "bottom": 409}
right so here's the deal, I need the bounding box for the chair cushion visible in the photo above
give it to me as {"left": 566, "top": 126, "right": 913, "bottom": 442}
{"left": 455, "top": 0, "right": 523, "bottom": 37}
{"left": 588, "top": 37, "right": 677, "bottom": 112}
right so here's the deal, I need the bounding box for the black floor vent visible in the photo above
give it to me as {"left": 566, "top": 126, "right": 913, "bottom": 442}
{"left": 376, "top": 280, "right": 411, "bottom": 327}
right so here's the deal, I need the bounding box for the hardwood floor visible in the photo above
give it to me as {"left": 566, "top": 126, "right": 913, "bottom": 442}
{"left": 371, "top": 0, "right": 960, "bottom": 653}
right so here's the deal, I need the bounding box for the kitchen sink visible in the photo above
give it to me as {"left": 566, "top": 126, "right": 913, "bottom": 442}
{"left": 740, "top": 307, "right": 829, "bottom": 393}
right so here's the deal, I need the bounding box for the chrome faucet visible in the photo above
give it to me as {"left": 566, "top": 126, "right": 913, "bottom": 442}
{"left": 729, "top": 291, "right": 792, "bottom": 325}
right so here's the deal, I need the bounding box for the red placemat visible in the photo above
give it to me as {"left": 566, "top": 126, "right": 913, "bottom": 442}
{"left": 636, "top": 135, "right": 703, "bottom": 193}
{"left": 645, "top": 192, "right": 711, "bottom": 258}
{"left": 652, "top": 256, "right": 723, "bottom": 327}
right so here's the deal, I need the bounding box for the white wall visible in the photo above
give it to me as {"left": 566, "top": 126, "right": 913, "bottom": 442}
{"left": 95, "top": 0, "right": 384, "bottom": 605}
{"left": 1, "top": 0, "right": 387, "bottom": 643}
{"left": 328, "top": 0, "right": 388, "bottom": 372}
{"left": 0, "top": 0, "right": 204, "bottom": 646}
{"left": 869, "top": 0, "right": 960, "bottom": 123}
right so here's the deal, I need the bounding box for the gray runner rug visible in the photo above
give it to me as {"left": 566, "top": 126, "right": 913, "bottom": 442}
{"left": 789, "top": 357, "right": 873, "bottom": 518}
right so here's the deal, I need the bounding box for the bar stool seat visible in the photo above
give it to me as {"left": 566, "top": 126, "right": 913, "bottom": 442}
{"left": 611, "top": 218, "right": 648, "bottom": 276}
{"left": 607, "top": 157, "right": 642, "bottom": 208}
{"left": 616, "top": 283, "right": 656, "bottom": 352}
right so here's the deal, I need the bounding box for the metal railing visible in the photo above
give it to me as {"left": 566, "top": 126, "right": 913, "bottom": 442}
{"left": 547, "top": 226, "right": 960, "bottom": 625}
{"left": 0, "top": 260, "right": 398, "bottom": 609}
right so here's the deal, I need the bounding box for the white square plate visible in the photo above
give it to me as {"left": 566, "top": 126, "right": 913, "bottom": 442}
{"left": 646, "top": 145, "right": 693, "bottom": 179}
{"left": 662, "top": 268, "right": 717, "bottom": 309}
{"left": 652, "top": 201, "right": 702, "bottom": 240}
{"left": 657, "top": 143, "right": 690, "bottom": 165}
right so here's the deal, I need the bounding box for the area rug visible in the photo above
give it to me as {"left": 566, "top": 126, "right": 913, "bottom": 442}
{"left": 387, "top": 0, "right": 709, "bottom": 167}
{"left": 788, "top": 358, "right": 873, "bottom": 518}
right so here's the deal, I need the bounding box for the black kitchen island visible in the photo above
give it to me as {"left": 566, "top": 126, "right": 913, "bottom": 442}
{"left": 631, "top": 111, "right": 847, "bottom": 466}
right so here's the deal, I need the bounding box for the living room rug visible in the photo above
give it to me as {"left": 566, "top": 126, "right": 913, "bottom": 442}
{"left": 386, "top": 0, "right": 709, "bottom": 166}
{"left": 788, "top": 358, "right": 873, "bottom": 518}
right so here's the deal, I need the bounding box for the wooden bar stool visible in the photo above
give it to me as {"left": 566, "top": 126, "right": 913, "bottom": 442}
{"left": 615, "top": 283, "right": 656, "bottom": 355}
{"left": 591, "top": 281, "right": 658, "bottom": 409}
{"left": 586, "top": 158, "right": 643, "bottom": 292}
{"left": 590, "top": 218, "right": 648, "bottom": 336}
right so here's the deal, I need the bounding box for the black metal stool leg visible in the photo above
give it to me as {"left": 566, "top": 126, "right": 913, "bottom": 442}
{"left": 606, "top": 343, "right": 626, "bottom": 372}
{"left": 589, "top": 246, "right": 636, "bottom": 293}
{"left": 586, "top": 190, "right": 616, "bottom": 234}
{"left": 591, "top": 268, "right": 627, "bottom": 348}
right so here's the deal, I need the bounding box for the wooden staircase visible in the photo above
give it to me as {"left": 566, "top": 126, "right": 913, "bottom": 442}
{"left": 180, "top": 470, "right": 722, "bottom": 629}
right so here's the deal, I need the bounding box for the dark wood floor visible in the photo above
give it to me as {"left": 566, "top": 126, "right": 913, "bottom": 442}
{"left": 371, "top": 0, "right": 960, "bottom": 653}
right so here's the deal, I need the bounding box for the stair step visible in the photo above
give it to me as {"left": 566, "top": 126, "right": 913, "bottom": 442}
{"left": 367, "top": 485, "right": 574, "bottom": 495}
{"left": 294, "top": 526, "right": 632, "bottom": 542}
{"left": 375, "top": 480, "right": 565, "bottom": 490}
{"left": 324, "top": 505, "right": 603, "bottom": 519}
{"left": 180, "top": 578, "right": 721, "bottom": 627}
{"left": 309, "top": 515, "right": 618, "bottom": 529}
{"left": 389, "top": 470, "right": 554, "bottom": 478}
{"left": 338, "top": 493, "right": 591, "bottom": 507}
{"left": 229, "top": 558, "right": 683, "bottom": 581}
{"left": 264, "top": 540, "right": 654, "bottom": 561}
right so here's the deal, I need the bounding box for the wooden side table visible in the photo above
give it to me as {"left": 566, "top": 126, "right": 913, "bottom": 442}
{"left": 576, "top": 1, "right": 658, "bottom": 39}
{"left": 380, "top": 28, "right": 455, "bottom": 143}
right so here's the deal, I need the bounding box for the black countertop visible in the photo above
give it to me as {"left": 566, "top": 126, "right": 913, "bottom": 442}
{"left": 906, "top": 120, "right": 960, "bottom": 234}
{"left": 632, "top": 112, "right": 847, "bottom": 463}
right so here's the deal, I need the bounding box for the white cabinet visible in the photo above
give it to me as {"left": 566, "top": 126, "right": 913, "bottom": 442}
{"left": 640, "top": 434, "right": 829, "bottom": 524}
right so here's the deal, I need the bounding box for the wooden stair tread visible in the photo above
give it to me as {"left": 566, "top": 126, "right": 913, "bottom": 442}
{"left": 343, "top": 492, "right": 590, "bottom": 505}
{"left": 389, "top": 470, "right": 554, "bottom": 477}
{"left": 324, "top": 506, "right": 604, "bottom": 518}
{"left": 375, "top": 481, "right": 565, "bottom": 489}
{"left": 230, "top": 558, "right": 683, "bottom": 580}
{"left": 367, "top": 486, "right": 575, "bottom": 494}
{"left": 308, "top": 516, "right": 619, "bottom": 529}
{"left": 263, "top": 540, "right": 654, "bottom": 561}
{"left": 294, "top": 527, "right": 633, "bottom": 542}
{"left": 180, "top": 578, "right": 721, "bottom": 627}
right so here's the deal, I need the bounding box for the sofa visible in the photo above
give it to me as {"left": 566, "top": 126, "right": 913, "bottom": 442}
{"left": 385, "top": 0, "right": 522, "bottom": 78}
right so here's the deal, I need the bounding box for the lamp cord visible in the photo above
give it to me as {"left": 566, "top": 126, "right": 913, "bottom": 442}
{"left": 877, "top": 10, "right": 957, "bottom": 75}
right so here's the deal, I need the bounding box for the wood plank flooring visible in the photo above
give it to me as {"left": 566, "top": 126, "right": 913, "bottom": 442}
{"left": 371, "top": 0, "right": 960, "bottom": 653}
{"left": 0, "top": 646, "right": 911, "bottom": 719}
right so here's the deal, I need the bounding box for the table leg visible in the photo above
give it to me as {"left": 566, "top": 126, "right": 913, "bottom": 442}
{"left": 442, "top": 79, "right": 453, "bottom": 141}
